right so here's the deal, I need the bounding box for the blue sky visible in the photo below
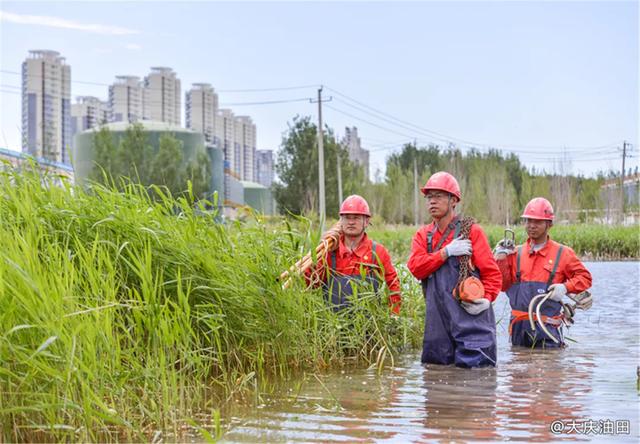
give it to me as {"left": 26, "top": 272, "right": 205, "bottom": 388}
{"left": 0, "top": 1, "right": 638, "bottom": 177}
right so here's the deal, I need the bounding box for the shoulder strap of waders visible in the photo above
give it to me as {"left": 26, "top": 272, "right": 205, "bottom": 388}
{"left": 371, "top": 241, "right": 378, "bottom": 265}
{"left": 330, "top": 250, "right": 336, "bottom": 271}
{"left": 369, "top": 241, "right": 382, "bottom": 280}
{"left": 516, "top": 246, "right": 522, "bottom": 283}
{"left": 427, "top": 217, "right": 460, "bottom": 253}
{"left": 546, "top": 246, "right": 565, "bottom": 288}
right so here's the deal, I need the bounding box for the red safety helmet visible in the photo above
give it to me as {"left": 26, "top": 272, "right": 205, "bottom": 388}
{"left": 339, "top": 195, "right": 371, "bottom": 217}
{"left": 420, "top": 171, "right": 461, "bottom": 201}
{"left": 521, "top": 197, "right": 554, "bottom": 222}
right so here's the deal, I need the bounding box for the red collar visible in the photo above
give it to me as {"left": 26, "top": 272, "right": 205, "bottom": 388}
{"left": 337, "top": 233, "right": 371, "bottom": 259}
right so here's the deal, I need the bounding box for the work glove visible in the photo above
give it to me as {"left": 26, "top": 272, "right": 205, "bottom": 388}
{"left": 547, "top": 283, "right": 567, "bottom": 302}
{"left": 444, "top": 236, "right": 472, "bottom": 257}
{"left": 461, "top": 298, "right": 491, "bottom": 315}
{"left": 494, "top": 239, "right": 516, "bottom": 256}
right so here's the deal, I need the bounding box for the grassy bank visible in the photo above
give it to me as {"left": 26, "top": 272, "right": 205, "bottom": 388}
{"left": 370, "top": 222, "right": 639, "bottom": 260}
{"left": 0, "top": 168, "right": 424, "bottom": 442}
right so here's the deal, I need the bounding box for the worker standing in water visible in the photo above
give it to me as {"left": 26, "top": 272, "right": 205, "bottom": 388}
{"left": 308, "top": 195, "right": 402, "bottom": 314}
{"left": 408, "top": 172, "right": 502, "bottom": 368}
{"left": 494, "top": 197, "right": 592, "bottom": 348}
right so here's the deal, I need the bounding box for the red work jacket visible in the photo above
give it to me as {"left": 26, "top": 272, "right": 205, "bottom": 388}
{"left": 498, "top": 236, "right": 592, "bottom": 293}
{"left": 308, "top": 233, "right": 402, "bottom": 313}
{"left": 407, "top": 220, "right": 502, "bottom": 302}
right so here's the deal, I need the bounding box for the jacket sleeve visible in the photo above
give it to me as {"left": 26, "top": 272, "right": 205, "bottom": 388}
{"left": 407, "top": 228, "right": 446, "bottom": 280}
{"left": 376, "top": 245, "right": 402, "bottom": 314}
{"left": 496, "top": 251, "right": 517, "bottom": 291}
{"left": 560, "top": 247, "right": 592, "bottom": 294}
{"left": 470, "top": 225, "right": 503, "bottom": 302}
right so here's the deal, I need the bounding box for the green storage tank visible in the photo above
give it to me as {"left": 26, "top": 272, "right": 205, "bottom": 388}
{"left": 72, "top": 121, "right": 208, "bottom": 185}
{"left": 241, "top": 180, "right": 274, "bottom": 215}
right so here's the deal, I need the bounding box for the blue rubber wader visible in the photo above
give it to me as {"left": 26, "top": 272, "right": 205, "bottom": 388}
{"left": 324, "top": 241, "right": 382, "bottom": 312}
{"left": 420, "top": 219, "right": 497, "bottom": 368}
{"left": 506, "top": 246, "right": 565, "bottom": 348}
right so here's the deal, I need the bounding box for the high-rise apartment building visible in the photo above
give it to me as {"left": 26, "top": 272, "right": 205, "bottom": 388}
{"left": 143, "top": 67, "right": 181, "bottom": 125}
{"left": 185, "top": 83, "right": 218, "bottom": 144}
{"left": 70, "top": 96, "right": 109, "bottom": 152}
{"left": 235, "top": 116, "right": 256, "bottom": 182}
{"left": 21, "top": 50, "right": 72, "bottom": 164}
{"left": 256, "top": 149, "right": 274, "bottom": 188}
{"left": 108, "top": 75, "right": 143, "bottom": 123}
{"left": 71, "top": 96, "right": 109, "bottom": 133}
{"left": 343, "top": 126, "right": 369, "bottom": 178}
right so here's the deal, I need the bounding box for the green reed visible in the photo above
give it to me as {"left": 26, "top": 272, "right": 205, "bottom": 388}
{"left": 0, "top": 167, "right": 424, "bottom": 442}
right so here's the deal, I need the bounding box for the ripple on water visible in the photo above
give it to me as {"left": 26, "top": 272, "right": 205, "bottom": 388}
{"left": 218, "top": 262, "right": 640, "bottom": 443}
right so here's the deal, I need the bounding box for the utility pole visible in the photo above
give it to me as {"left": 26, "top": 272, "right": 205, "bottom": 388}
{"left": 309, "top": 89, "right": 332, "bottom": 230}
{"left": 336, "top": 140, "right": 343, "bottom": 205}
{"left": 316, "top": 87, "right": 326, "bottom": 227}
{"left": 621, "top": 141, "right": 628, "bottom": 220}
{"left": 309, "top": 87, "right": 332, "bottom": 228}
{"left": 413, "top": 155, "right": 419, "bottom": 226}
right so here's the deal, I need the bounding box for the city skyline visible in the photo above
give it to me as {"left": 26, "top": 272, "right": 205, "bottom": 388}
{"left": 1, "top": 1, "right": 637, "bottom": 178}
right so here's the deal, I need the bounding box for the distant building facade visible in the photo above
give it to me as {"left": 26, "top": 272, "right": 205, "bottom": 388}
{"left": 71, "top": 96, "right": 109, "bottom": 149}
{"left": 143, "top": 67, "right": 181, "bottom": 126}
{"left": 342, "top": 126, "right": 369, "bottom": 178}
{"left": 109, "top": 75, "right": 143, "bottom": 123}
{"left": 185, "top": 83, "right": 219, "bottom": 144}
{"left": 21, "top": 50, "right": 72, "bottom": 164}
{"left": 256, "top": 149, "right": 274, "bottom": 188}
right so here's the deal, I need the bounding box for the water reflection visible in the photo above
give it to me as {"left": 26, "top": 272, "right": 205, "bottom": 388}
{"left": 496, "top": 348, "right": 595, "bottom": 442}
{"left": 216, "top": 262, "right": 639, "bottom": 443}
{"left": 420, "top": 364, "right": 498, "bottom": 442}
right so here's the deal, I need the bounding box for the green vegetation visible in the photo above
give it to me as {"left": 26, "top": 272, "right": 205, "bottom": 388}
{"left": 369, "top": 224, "right": 640, "bottom": 260}
{"left": 0, "top": 166, "right": 423, "bottom": 442}
{"left": 274, "top": 116, "right": 368, "bottom": 216}
{"left": 275, "top": 116, "right": 638, "bottom": 225}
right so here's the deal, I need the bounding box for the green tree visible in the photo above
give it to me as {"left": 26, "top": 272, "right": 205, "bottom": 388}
{"left": 89, "top": 126, "right": 117, "bottom": 182}
{"left": 274, "top": 116, "right": 364, "bottom": 217}
{"left": 149, "top": 133, "right": 184, "bottom": 196}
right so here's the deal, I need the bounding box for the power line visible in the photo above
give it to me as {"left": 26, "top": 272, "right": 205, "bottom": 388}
{"left": 325, "top": 103, "right": 419, "bottom": 140}
{"left": 326, "top": 102, "right": 621, "bottom": 161}
{"left": 325, "top": 85, "right": 623, "bottom": 153}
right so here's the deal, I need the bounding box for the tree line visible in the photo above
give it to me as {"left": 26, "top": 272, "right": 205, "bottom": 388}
{"left": 275, "top": 116, "right": 635, "bottom": 224}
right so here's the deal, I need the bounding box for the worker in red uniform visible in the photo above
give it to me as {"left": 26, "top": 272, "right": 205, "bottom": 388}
{"left": 407, "top": 172, "right": 502, "bottom": 368}
{"left": 494, "top": 197, "right": 592, "bottom": 348}
{"left": 308, "top": 195, "right": 401, "bottom": 314}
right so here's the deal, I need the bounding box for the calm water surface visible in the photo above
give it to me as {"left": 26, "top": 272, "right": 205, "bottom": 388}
{"left": 217, "top": 262, "right": 639, "bottom": 443}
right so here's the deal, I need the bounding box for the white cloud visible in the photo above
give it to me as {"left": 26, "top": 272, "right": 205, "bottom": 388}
{"left": 124, "top": 43, "right": 142, "bottom": 51}
{"left": 0, "top": 11, "right": 140, "bottom": 36}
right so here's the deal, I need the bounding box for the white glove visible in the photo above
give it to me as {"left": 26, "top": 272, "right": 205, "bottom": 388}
{"left": 461, "top": 298, "right": 491, "bottom": 315}
{"left": 494, "top": 240, "right": 516, "bottom": 256}
{"left": 445, "top": 236, "right": 472, "bottom": 257}
{"left": 547, "top": 283, "right": 567, "bottom": 302}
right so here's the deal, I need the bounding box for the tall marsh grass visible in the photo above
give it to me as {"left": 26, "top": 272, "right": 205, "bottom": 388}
{"left": 0, "top": 167, "right": 424, "bottom": 442}
{"left": 370, "top": 222, "right": 639, "bottom": 260}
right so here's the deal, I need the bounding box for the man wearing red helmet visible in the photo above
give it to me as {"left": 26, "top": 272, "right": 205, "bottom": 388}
{"left": 407, "top": 172, "right": 502, "bottom": 368}
{"left": 495, "top": 197, "right": 592, "bottom": 348}
{"left": 309, "top": 195, "right": 402, "bottom": 314}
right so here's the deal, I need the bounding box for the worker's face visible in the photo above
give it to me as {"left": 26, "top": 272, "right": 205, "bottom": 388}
{"left": 524, "top": 218, "right": 551, "bottom": 242}
{"left": 425, "top": 191, "right": 456, "bottom": 219}
{"left": 340, "top": 214, "right": 369, "bottom": 237}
